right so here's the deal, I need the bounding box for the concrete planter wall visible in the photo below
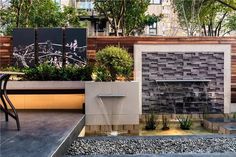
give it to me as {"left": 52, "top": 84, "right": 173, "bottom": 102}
{"left": 7, "top": 81, "right": 85, "bottom": 90}
{"left": 85, "top": 81, "right": 140, "bottom": 134}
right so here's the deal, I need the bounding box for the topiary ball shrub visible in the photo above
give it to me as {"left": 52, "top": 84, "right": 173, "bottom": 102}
{"left": 95, "top": 46, "right": 133, "bottom": 81}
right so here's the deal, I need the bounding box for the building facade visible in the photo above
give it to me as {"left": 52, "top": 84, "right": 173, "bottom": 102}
{"left": 57, "top": 0, "right": 184, "bottom": 36}
{"left": 58, "top": 0, "right": 108, "bottom": 36}
{"left": 146, "top": 0, "right": 184, "bottom": 36}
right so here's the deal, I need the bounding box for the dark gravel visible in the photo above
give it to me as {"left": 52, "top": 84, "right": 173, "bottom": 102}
{"left": 66, "top": 135, "right": 236, "bottom": 156}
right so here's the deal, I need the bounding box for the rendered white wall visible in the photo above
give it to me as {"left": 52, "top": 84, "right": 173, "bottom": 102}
{"left": 85, "top": 82, "right": 140, "bottom": 125}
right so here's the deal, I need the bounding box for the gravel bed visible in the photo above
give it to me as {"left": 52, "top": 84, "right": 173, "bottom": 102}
{"left": 66, "top": 136, "right": 236, "bottom": 156}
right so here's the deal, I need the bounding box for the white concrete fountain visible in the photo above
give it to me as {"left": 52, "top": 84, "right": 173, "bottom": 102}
{"left": 85, "top": 81, "right": 140, "bottom": 135}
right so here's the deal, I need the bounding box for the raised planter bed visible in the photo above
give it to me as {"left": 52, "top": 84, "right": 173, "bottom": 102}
{"left": 203, "top": 118, "right": 236, "bottom": 132}
{"left": 6, "top": 81, "right": 86, "bottom": 109}
{"left": 219, "top": 125, "right": 236, "bottom": 134}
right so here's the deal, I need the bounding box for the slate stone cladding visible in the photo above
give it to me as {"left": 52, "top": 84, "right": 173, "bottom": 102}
{"left": 142, "top": 52, "right": 224, "bottom": 114}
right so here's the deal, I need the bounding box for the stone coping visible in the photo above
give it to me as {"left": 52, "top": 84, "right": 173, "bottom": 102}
{"left": 7, "top": 81, "right": 85, "bottom": 90}
{"left": 223, "top": 125, "right": 236, "bottom": 130}
{"left": 207, "top": 118, "right": 236, "bottom": 123}
{"left": 75, "top": 134, "right": 236, "bottom": 140}
{"left": 0, "top": 71, "right": 25, "bottom": 75}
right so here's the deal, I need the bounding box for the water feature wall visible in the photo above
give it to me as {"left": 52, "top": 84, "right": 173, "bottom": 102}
{"left": 134, "top": 44, "right": 231, "bottom": 114}
{"left": 142, "top": 52, "right": 224, "bottom": 113}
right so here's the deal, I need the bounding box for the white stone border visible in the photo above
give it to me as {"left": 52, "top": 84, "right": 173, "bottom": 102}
{"left": 134, "top": 44, "right": 231, "bottom": 114}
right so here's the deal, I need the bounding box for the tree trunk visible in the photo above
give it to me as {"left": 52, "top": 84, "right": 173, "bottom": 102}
{"left": 114, "top": 28, "right": 119, "bottom": 36}
{"left": 16, "top": 5, "right": 21, "bottom": 27}
{"left": 122, "top": 0, "right": 126, "bottom": 36}
{"left": 202, "top": 23, "right": 207, "bottom": 36}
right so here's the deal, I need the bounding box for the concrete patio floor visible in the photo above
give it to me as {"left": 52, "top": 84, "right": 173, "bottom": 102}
{"left": 0, "top": 110, "right": 85, "bottom": 157}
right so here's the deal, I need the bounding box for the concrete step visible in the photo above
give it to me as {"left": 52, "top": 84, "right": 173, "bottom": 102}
{"left": 219, "top": 124, "right": 236, "bottom": 134}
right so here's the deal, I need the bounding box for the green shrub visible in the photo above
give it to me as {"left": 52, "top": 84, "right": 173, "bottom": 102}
{"left": 4, "top": 63, "right": 93, "bottom": 81}
{"left": 1, "top": 66, "right": 21, "bottom": 72}
{"left": 22, "top": 67, "right": 41, "bottom": 81}
{"left": 93, "top": 65, "right": 111, "bottom": 81}
{"left": 202, "top": 105, "right": 209, "bottom": 120}
{"left": 59, "top": 64, "right": 78, "bottom": 81}
{"left": 145, "top": 112, "right": 157, "bottom": 130}
{"left": 37, "top": 63, "right": 58, "bottom": 80}
{"left": 95, "top": 46, "right": 133, "bottom": 81}
{"left": 233, "top": 112, "right": 236, "bottom": 119}
{"left": 78, "top": 65, "right": 93, "bottom": 81}
{"left": 22, "top": 63, "right": 58, "bottom": 81}
{"left": 59, "top": 64, "right": 93, "bottom": 81}
{"left": 161, "top": 114, "right": 170, "bottom": 130}
{"left": 177, "top": 115, "right": 192, "bottom": 130}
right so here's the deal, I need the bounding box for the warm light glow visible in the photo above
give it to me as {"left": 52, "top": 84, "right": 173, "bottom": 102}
{"left": 8, "top": 94, "right": 84, "bottom": 109}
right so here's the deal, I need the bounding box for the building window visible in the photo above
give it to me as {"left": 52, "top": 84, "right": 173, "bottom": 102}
{"left": 54, "top": 0, "right": 61, "bottom": 5}
{"left": 77, "top": 0, "right": 94, "bottom": 10}
{"left": 150, "top": 0, "right": 162, "bottom": 4}
{"left": 95, "top": 20, "right": 107, "bottom": 32}
{"left": 149, "top": 22, "right": 157, "bottom": 35}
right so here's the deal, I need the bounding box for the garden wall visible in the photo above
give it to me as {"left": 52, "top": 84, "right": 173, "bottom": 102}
{"left": 75, "top": 36, "right": 236, "bottom": 105}
{"left": 1, "top": 36, "right": 236, "bottom": 106}
{"left": 0, "top": 36, "right": 12, "bottom": 67}
{"left": 2, "top": 36, "right": 236, "bottom": 69}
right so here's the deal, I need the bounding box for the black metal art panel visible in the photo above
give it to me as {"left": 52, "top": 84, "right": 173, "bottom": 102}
{"left": 64, "top": 28, "right": 87, "bottom": 66}
{"left": 37, "top": 28, "right": 63, "bottom": 67}
{"left": 13, "top": 28, "right": 35, "bottom": 67}
{"left": 12, "top": 28, "right": 87, "bottom": 67}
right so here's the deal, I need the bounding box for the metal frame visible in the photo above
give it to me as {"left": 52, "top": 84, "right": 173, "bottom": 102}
{"left": 0, "top": 74, "right": 20, "bottom": 130}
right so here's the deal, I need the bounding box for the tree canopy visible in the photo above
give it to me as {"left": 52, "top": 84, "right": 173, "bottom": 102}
{"left": 172, "top": 0, "right": 236, "bottom": 36}
{"left": 0, "top": 0, "right": 86, "bottom": 35}
{"left": 216, "top": 0, "right": 236, "bottom": 10}
{"left": 94, "top": 0, "right": 162, "bottom": 36}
